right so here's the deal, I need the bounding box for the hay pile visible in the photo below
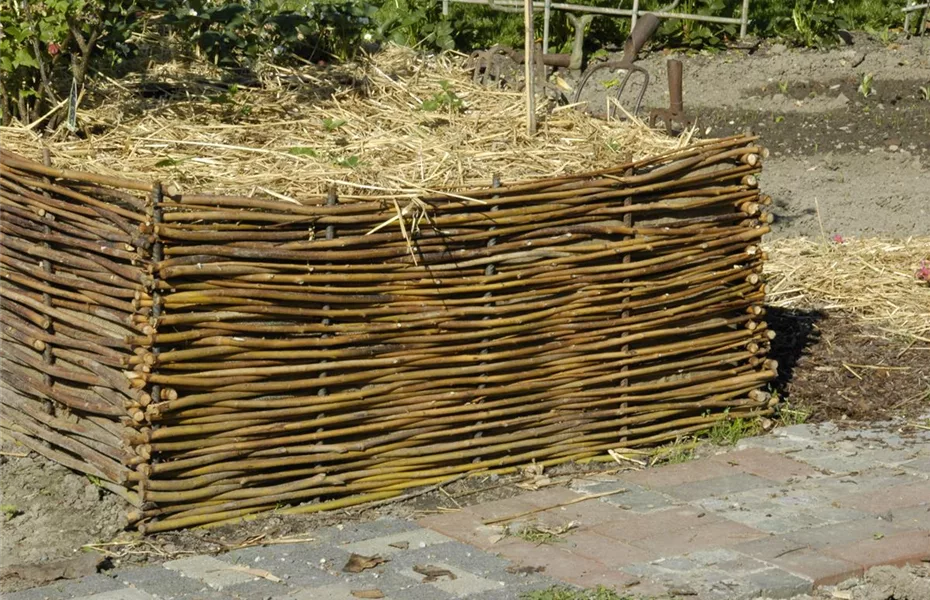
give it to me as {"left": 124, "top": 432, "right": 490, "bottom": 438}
{"left": 765, "top": 237, "right": 930, "bottom": 341}
{"left": 0, "top": 45, "right": 688, "bottom": 200}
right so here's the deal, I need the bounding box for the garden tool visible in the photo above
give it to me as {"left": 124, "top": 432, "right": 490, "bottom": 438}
{"left": 572, "top": 12, "right": 661, "bottom": 119}
{"left": 649, "top": 59, "right": 694, "bottom": 135}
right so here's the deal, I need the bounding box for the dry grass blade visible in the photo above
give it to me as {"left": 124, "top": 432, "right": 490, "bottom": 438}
{"left": 764, "top": 237, "right": 930, "bottom": 340}
{"left": 1, "top": 45, "right": 686, "bottom": 199}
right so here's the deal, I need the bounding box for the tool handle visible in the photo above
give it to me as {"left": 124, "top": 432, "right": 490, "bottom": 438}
{"left": 668, "top": 59, "right": 683, "bottom": 112}
{"left": 623, "top": 13, "right": 661, "bottom": 62}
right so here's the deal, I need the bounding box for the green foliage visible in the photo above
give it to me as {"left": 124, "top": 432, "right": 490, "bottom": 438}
{"left": 658, "top": 0, "right": 737, "bottom": 49}
{"left": 708, "top": 413, "right": 762, "bottom": 446}
{"left": 521, "top": 585, "right": 637, "bottom": 600}
{"left": 1, "top": 504, "right": 22, "bottom": 519}
{"left": 0, "top": 0, "right": 148, "bottom": 124}
{"left": 858, "top": 72, "right": 875, "bottom": 97}
{"left": 420, "top": 80, "right": 464, "bottom": 112}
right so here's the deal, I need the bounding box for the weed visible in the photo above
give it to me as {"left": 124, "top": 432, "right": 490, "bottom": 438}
{"left": 777, "top": 401, "right": 811, "bottom": 426}
{"left": 521, "top": 585, "right": 636, "bottom": 600}
{"left": 420, "top": 80, "right": 465, "bottom": 112}
{"left": 507, "top": 522, "right": 576, "bottom": 544}
{"left": 858, "top": 72, "right": 875, "bottom": 98}
{"left": 919, "top": 85, "right": 930, "bottom": 101}
{"left": 288, "top": 147, "right": 319, "bottom": 157}
{"left": 650, "top": 436, "right": 696, "bottom": 465}
{"left": 773, "top": 114, "right": 785, "bottom": 124}
{"left": 1, "top": 504, "right": 22, "bottom": 518}
{"left": 335, "top": 155, "right": 360, "bottom": 168}
{"left": 708, "top": 413, "right": 762, "bottom": 446}
{"left": 602, "top": 78, "right": 620, "bottom": 89}
{"left": 323, "top": 118, "right": 347, "bottom": 132}
{"left": 86, "top": 474, "right": 104, "bottom": 487}
{"left": 777, "top": 80, "right": 789, "bottom": 94}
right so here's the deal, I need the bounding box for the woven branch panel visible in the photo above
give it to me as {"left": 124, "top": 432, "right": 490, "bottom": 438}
{"left": 0, "top": 135, "right": 777, "bottom": 532}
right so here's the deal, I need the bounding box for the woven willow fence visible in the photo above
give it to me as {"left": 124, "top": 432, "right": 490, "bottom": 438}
{"left": 0, "top": 134, "right": 777, "bottom": 532}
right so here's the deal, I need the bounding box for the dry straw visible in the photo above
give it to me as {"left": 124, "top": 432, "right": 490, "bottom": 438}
{"left": 765, "top": 237, "right": 930, "bottom": 341}
{"left": 0, "top": 44, "right": 689, "bottom": 200}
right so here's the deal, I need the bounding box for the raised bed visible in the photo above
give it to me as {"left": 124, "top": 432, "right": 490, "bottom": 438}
{"left": 0, "top": 134, "right": 776, "bottom": 532}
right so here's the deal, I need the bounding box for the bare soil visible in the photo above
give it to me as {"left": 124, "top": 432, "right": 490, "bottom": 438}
{"left": 3, "top": 34, "right": 930, "bottom": 592}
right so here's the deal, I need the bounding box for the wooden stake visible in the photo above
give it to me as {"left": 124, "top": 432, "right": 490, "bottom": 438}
{"left": 524, "top": 0, "right": 536, "bottom": 135}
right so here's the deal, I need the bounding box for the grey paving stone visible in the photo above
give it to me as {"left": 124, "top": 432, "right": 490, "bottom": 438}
{"left": 698, "top": 493, "right": 828, "bottom": 534}
{"left": 163, "top": 556, "right": 255, "bottom": 590}
{"left": 340, "top": 529, "right": 453, "bottom": 558}
{"left": 383, "top": 540, "right": 535, "bottom": 587}
{"left": 784, "top": 517, "right": 908, "bottom": 550}
{"left": 792, "top": 447, "right": 919, "bottom": 473}
{"left": 736, "top": 435, "right": 814, "bottom": 454}
{"left": 744, "top": 567, "right": 812, "bottom": 598}
{"left": 73, "top": 590, "right": 157, "bottom": 600}
{"left": 318, "top": 518, "right": 422, "bottom": 546}
{"left": 580, "top": 481, "right": 677, "bottom": 513}
{"left": 663, "top": 473, "right": 776, "bottom": 502}
{"left": 901, "top": 455, "right": 930, "bottom": 475}
{"left": 224, "top": 577, "right": 290, "bottom": 600}
{"left": 114, "top": 565, "right": 232, "bottom": 600}
{"left": 2, "top": 575, "right": 125, "bottom": 600}
{"left": 223, "top": 543, "right": 349, "bottom": 587}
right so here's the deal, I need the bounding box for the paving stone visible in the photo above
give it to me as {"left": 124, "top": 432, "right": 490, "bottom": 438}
{"left": 825, "top": 530, "right": 930, "bottom": 569}
{"left": 395, "top": 560, "right": 502, "bottom": 597}
{"left": 890, "top": 504, "right": 930, "bottom": 530}
{"left": 901, "top": 455, "right": 930, "bottom": 475}
{"left": 698, "top": 492, "right": 829, "bottom": 534}
{"left": 784, "top": 517, "right": 907, "bottom": 551}
{"left": 281, "top": 582, "right": 404, "bottom": 600}
{"left": 539, "top": 496, "right": 631, "bottom": 527}
{"left": 563, "top": 529, "right": 656, "bottom": 568}
{"left": 465, "top": 497, "right": 539, "bottom": 522}
{"left": 115, "top": 565, "right": 235, "bottom": 600}
{"left": 744, "top": 568, "right": 812, "bottom": 598}
{"left": 661, "top": 473, "right": 776, "bottom": 502}
{"left": 736, "top": 435, "right": 815, "bottom": 454}
{"left": 519, "top": 488, "right": 585, "bottom": 507}
{"left": 836, "top": 480, "right": 930, "bottom": 513}
{"left": 340, "top": 528, "right": 453, "bottom": 558}
{"left": 709, "top": 447, "right": 823, "bottom": 483}
{"left": 418, "top": 511, "right": 507, "bottom": 551}
{"left": 592, "top": 505, "right": 720, "bottom": 543}
{"left": 222, "top": 543, "right": 349, "bottom": 586}
{"left": 225, "top": 577, "right": 290, "bottom": 600}
{"left": 2, "top": 575, "right": 126, "bottom": 600}
{"left": 72, "top": 590, "right": 157, "bottom": 600}
{"left": 734, "top": 534, "right": 864, "bottom": 586}
{"left": 621, "top": 458, "right": 734, "bottom": 489}
{"left": 320, "top": 518, "right": 423, "bottom": 546}
{"left": 491, "top": 539, "right": 605, "bottom": 585}
{"left": 571, "top": 480, "right": 677, "bottom": 513}
{"left": 792, "top": 447, "right": 919, "bottom": 474}
{"left": 629, "top": 518, "right": 767, "bottom": 555}
{"left": 163, "top": 556, "right": 260, "bottom": 590}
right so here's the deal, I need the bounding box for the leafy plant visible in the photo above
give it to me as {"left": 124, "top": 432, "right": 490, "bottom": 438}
{"left": 858, "top": 72, "right": 875, "bottom": 97}
{"left": 1, "top": 504, "right": 22, "bottom": 519}
{"left": 507, "top": 522, "right": 575, "bottom": 544}
{"left": 288, "top": 146, "right": 319, "bottom": 157}
{"left": 323, "top": 117, "right": 347, "bottom": 131}
{"left": 777, "top": 80, "right": 790, "bottom": 95}
{"left": 919, "top": 85, "right": 930, "bottom": 102}
{"left": 335, "top": 154, "right": 360, "bottom": 168}
{"left": 783, "top": 0, "right": 848, "bottom": 47}
{"left": 420, "top": 80, "right": 464, "bottom": 112}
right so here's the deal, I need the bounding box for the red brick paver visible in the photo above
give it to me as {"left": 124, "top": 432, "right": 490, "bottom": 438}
{"left": 629, "top": 518, "right": 768, "bottom": 555}
{"left": 825, "top": 530, "right": 930, "bottom": 570}
{"left": 836, "top": 481, "right": 930, "bottom": 514}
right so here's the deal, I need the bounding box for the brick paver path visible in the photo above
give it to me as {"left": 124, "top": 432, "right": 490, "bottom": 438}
{"left": 8, "top": 423, "right": 930, "bottom": 600}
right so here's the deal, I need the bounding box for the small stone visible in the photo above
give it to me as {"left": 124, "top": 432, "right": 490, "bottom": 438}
{"left": 770, "top": 43, "right": 787, "bottom": 55}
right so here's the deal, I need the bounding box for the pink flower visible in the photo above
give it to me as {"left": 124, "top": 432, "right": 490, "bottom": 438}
{"left": 47, "top": 42, "right": 61, "bottom": 56}
{"left": 832, "top": 234, "right": 844, "bottom": 244}
{"left": 917, "top": 260, "right": 930, "bottom": 282}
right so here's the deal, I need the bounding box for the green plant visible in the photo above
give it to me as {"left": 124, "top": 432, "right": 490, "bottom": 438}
{"left": 919, "top": 85, "right": 930, "bottom": 101}
{"left": 785, "top": 0, "right": 848, "bottom": 47}
{"left": 0, "top": 0, "right": 149, "bottom": 125}
{"left": 335, "top": 155, "right": 360, "bottom": 168}
{"left": 1, "top": 504, "right": 22, "bottom": 518}
{"left": 777, "top": 402, "right": 811, "bottom": 426}
{"left": 420, "top": 80, "right": 464, "bottom": 112}
{"left": 708, "top": 413, "right": 762, "bottom": 446}
{"left": 777, "top": 80, "right": 789, "bottom": 94}
{"left": 858, "top": 72, "right": 875, "bottom": 97}
{"left": 650, "top": 436, "right": 696, "bottom": 465}
{"left": 323, "top": 117, "right": 347, "bottom": 131}
{"left": 521, "top": 585, "right": 636, "bottom": 600}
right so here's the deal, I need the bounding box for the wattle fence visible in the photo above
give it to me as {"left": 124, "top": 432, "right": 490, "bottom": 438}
{"left": 0, "top": 134, "right": 777, "bottom": 532}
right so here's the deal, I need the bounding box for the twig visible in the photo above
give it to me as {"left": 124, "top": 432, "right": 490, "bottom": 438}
{"left": 483, "top": 489, "right": 627, "bottom": 525}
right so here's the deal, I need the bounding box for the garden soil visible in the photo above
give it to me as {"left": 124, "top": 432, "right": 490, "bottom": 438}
{"left": 2, "top": 34, "right": 929, "bottom": 595}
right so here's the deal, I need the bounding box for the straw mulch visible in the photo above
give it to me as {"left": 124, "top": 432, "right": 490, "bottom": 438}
{"left": 0, "top": 44, "right": 688, "bottom": 200}
{"left": 765, "top": 237, "right": 930, "bottom": 341}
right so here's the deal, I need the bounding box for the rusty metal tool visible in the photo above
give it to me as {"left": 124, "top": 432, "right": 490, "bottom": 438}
{"left": 572, "top": 13, "right": 661, "bottom": 119}
{"left": 649, "top": 59, "right": 694, "bottom": 135}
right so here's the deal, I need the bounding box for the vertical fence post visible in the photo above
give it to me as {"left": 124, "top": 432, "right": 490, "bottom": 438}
{"left": 543, "top": 0, "right": 552, "bottom": 54}
{"left": 905, "top": 0, "right": 913, "bottom": 35}
{"left": 631, "top": 0, "right": 640, "bottom": 33}
{"left": 475, "top": 174, "right": 502, "bottom": 460}
{"left": 619, "top": 162, "right": 634, "bottom": 445}
{"left": 740, "top": 0, "right": 750, "bottom": 38}
{"left": 319, "top": 187, "right": 338, "bottom": 401}
{"left": 149, "top": 182, "right": 164, "bottom": 435}
{"left": 524, "top": 0, "right": 537, "bottom": 135}
{"left": 40, "top": 149, "right": 55, "bottom": 417}
{"left": 442, "top": 0, "right": 450, "bottom": 16}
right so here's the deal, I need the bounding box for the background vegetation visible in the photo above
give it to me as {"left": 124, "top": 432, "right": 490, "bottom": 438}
{"left": 0, "top": 0, "right": 915, "bottom": 125}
